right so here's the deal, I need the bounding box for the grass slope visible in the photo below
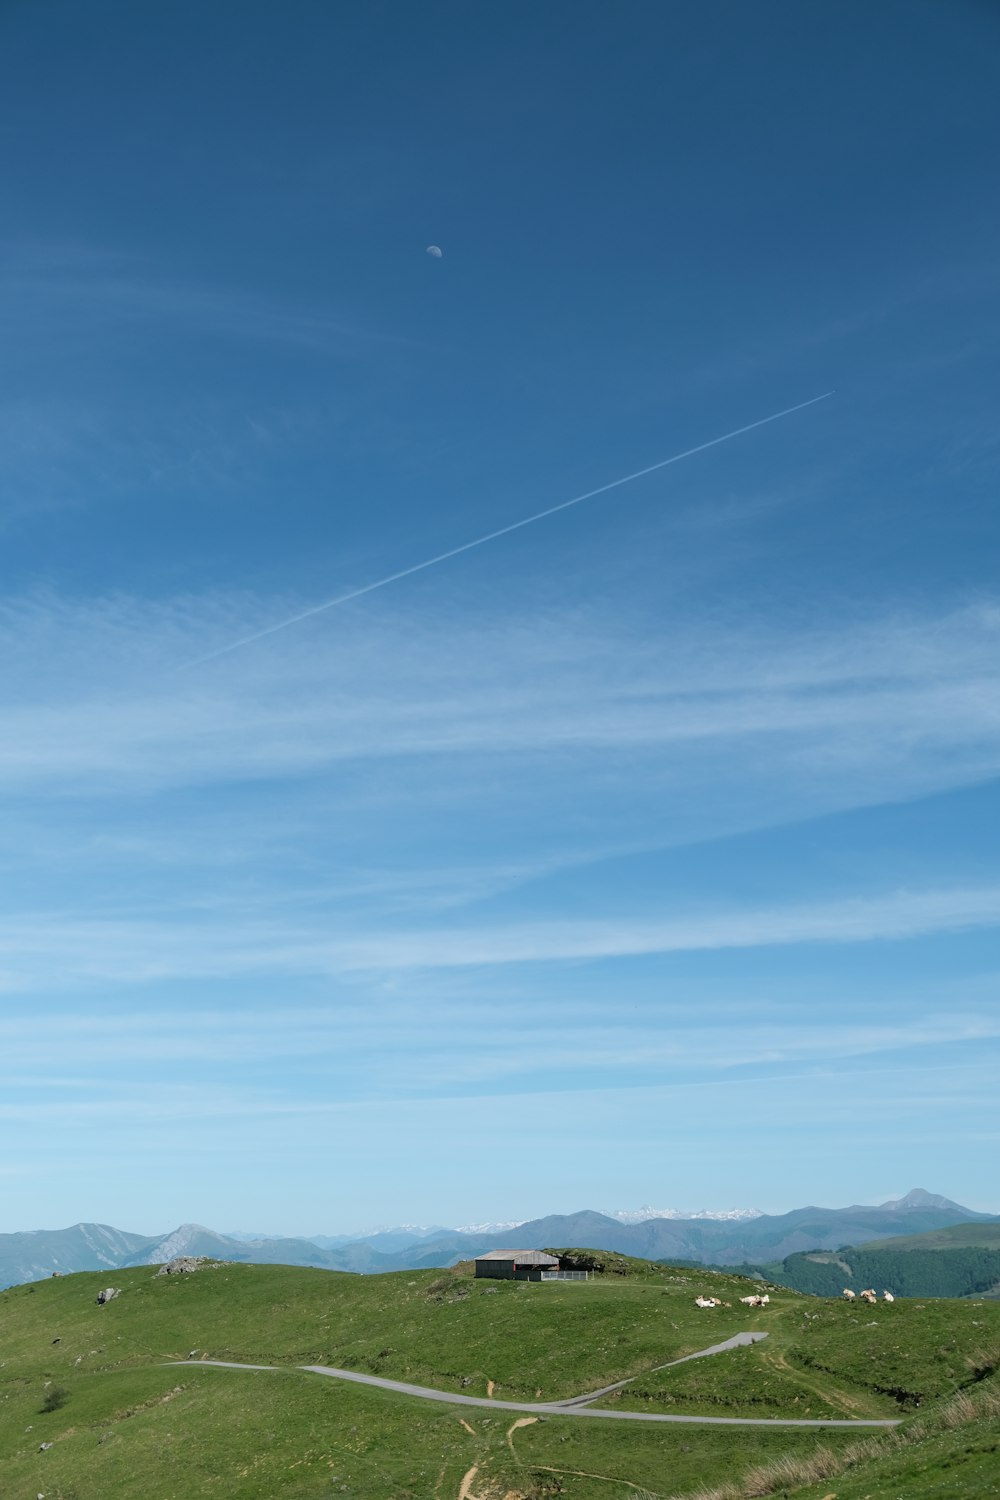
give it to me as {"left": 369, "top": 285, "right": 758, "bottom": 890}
{"left": 657, "top": 1383, "right": 1000, "bottom": 1500}
{"left": 0, "top": 1258, "right": 788, "bottom": 1405}
{"left": 2, "top": 1256, "right": 998, "bottom": 1498}
{"left": 611, "top": 1294, "right": 1000, "bottom": 1419}
{"left": 861, "top": 1220, "right": 1000, "bottom": 1252}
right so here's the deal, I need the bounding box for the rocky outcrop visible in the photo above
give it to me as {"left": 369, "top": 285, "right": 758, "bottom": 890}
{"left": 155, "top": 1256, "right": 211, "bottom": 1276}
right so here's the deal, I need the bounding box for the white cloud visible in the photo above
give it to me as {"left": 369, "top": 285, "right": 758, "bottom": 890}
{"left": 327, "top": 884, "right": 1000, "bottom": 971}
{"left": 0, "top": 589, "right": 996, "bottom": 1004}
{"left": 0, "top": 246, "right": 414, "bottom": 357}
{"left": 0, "top": 591, "right": 997, "bottom": 804}
{"left": 0, "top": 882, "right": 996, "bottom": 996}
{"left": 5, "top": 1006, "right": 999, "bottom": 1090}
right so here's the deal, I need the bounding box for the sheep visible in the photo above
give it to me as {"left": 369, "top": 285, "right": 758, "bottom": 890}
{"left": 842, "top": 1289, "right": 856, "bottom": 1300}
{"left": 882, "top": 1290, "right": 895, "bottom": 1302}
{"left": 694, "top": 1296, "right": 717, "bottom": 1308}
{"left": 859, "top": 1288, "right": 877, "bottom": 1305}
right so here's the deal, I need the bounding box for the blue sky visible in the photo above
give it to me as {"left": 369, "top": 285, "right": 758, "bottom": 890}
{"left": 2, "top": 0, "right": 999, "bottom": 1234}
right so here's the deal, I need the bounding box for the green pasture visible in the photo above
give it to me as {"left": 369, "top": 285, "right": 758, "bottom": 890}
{"left": 612, "top": 1292, "right": 1000, "bottom": 1420}
{"left": 1, "top": 1256, "right": 998, "bottom": 1499}
{"left": 0, "top": 1359, "right": 865, "bottom": 1500}
{"left": 0, "top": 1259, "right": 787, "bottom": 1404}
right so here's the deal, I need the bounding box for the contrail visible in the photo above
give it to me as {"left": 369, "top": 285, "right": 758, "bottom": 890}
{"left": 186, "top": 391, "right": 833, "bottom": 667}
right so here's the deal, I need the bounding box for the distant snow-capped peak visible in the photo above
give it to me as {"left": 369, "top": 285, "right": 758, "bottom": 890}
{"left": 602, "top": 1206, "right": 764, "bottom": 1223}
{"left": 455, "top": 1206, "right": 763, "bottom": 1234}
{"left": 349, "top": 1223, "right": 444, "bottom": 1238}
{"left": 454, "top": 1219, "right": 527, "bottom": 1235}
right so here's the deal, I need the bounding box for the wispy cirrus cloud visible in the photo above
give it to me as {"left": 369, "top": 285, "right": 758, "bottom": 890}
{"left": 0, "top": 241, "right": 428, "bottom": 517}
{"left": 3, "top": 1002, "right": 999, "bottom": 1083}
{"left": 302, "top": 883, "right": 1000, "bottom": 971}
{"left": 0, "top": 588, "right": 998, "bottom": 957}
{"left": 0, "top": 881, "right": 997, "bottom": 994}
{"left": 0, "top": 590, "right": 998, "bottom": 797}
{"left": 0, "top": 242, "right": 416, "bottom": 356}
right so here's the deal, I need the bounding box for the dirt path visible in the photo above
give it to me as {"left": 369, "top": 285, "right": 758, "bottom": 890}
{"left": 761, "top": 1347, "right": 871, "bottom": 1418}
{"left": 533, "top": 1466, "right": 659, "bottom": 1489}
{"left": 504, "top": 1417, "right": 650, "bottom": 1489}
{"left": 506, "top": 1415, "right": 537, "bottom": 1453}
{"left": 457, "top": 1463, "right": 479, "bottom": 1500}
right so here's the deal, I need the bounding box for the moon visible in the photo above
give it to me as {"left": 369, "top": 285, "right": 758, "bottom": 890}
{"left": 425, "top": 244, "right": 443, "bottom": 259}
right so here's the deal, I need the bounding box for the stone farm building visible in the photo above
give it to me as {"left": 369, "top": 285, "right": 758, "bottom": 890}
{"left": 474, "top": 1250, "right": 560, "bottom": 1281}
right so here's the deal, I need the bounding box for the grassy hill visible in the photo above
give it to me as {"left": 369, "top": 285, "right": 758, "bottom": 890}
{"left": 1, "top": 1255, "right": 998, "bottom": 1498}
{"left": 860, "top": 1220, "right": 1000, "bottom": 1252}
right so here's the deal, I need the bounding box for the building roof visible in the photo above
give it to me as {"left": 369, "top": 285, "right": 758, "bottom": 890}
{"left": 474, "top": 1249, "right": 559, "bottom": 1265}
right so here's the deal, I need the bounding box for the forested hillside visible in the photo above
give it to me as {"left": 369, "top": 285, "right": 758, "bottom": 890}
{"left": 731, "top": 1245, "right": 1000, "bottom": 1299}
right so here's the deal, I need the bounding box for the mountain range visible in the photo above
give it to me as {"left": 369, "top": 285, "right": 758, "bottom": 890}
{"left": 2, "top": 1188, "right": 994, "bottom": 1289}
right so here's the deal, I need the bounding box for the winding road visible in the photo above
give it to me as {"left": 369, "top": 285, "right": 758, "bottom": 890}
{"left": 170, "top": 1333, "right": 901, "bottom": 1428}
